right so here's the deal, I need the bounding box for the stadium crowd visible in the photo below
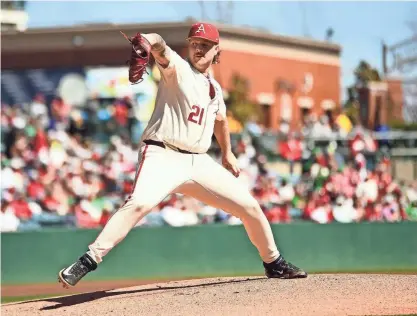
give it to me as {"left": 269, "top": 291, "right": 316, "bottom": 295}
{"left": 1, "top": 94, "right": 417, "bottom": 232}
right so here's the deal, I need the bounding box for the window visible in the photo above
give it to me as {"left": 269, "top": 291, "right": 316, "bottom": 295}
{"left": 374, "top": 95, "right": 382, "bottom": 129}
{"left": 1, "top": 23, "right": 18, "bottom": 31}
{"left": 280, "top": 93, "right": 292, "bottom": 121}
{"left": 1, "top": 1, "right": 26, "bottom": 10}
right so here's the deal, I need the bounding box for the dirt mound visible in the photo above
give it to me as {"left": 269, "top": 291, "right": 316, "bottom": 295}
{"left": 3, "top": 274, "right": 417, "bottom": 316}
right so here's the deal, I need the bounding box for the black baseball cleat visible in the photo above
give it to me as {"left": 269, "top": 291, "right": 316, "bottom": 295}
{"left": 263, "top": 255, "right": 308, "bottom": 279}
{"left": 58, "top": 253, "right": 98, "bottom": 288}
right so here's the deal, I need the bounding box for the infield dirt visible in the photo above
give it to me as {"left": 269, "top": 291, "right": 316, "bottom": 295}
{"left": 2, "top": 274, "right": 417, "bottom": 316}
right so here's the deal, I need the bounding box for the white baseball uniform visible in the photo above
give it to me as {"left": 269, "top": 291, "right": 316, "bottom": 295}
{"left": 87, "top": 46, "right": 280, "bottom": 264}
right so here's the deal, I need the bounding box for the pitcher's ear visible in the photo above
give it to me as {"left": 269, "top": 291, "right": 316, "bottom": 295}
{"left": 213, "top": 51, "right": 221, "bottom": 64}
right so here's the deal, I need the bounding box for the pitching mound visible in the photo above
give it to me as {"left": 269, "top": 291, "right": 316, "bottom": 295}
{"left": 3, "top": 274, "right": 417, "bottom": 316}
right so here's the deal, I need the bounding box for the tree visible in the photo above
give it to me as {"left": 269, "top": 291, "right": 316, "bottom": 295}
{"left": 226, "top": 73, "right": 263, "bottom": 125}
{"left": 343, "top": 87, "right": 360, "bottom": 124}
{"left": 353, "top": 60, "right": 381, "bottom": 87}
{"left": 343, "top": 60, "right": 382, "bottom": 123}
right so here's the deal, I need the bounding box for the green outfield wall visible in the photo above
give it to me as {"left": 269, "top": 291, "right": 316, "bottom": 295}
{"left": 2, "top": 222, "right": 417, "bottom": 285}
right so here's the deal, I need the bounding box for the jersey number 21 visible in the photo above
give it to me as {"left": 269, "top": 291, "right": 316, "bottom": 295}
{"left": 188, "top": 105, "right": 205, "bottom": 125}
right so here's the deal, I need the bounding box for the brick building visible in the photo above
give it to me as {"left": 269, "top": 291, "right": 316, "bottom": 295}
{"left": 357, "top": 79, "right": 404, "bottom": 129}
{"left": 1, "top": 20, "right": 342, "bottom": 131}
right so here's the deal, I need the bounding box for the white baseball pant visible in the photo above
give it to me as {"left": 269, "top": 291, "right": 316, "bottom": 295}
{"left": 87, "top": 143, "right": 280, "bottom": 264}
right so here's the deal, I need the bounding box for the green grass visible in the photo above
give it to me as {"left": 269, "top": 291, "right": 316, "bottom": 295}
{"left": 1, "top": 294, "right": 59, "bottom": 304}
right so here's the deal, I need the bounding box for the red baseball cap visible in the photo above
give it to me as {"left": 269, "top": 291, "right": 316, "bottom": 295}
{"left": 187, "top": 22, "right": 220, "bottom": 44}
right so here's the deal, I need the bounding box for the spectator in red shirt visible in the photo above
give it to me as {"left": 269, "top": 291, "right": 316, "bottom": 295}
{"left": 27, "top": 175, "right": 46, "bottom": 200}
{"left": 42, "top": 192, "right": 61, "bottom": 213}
{"left": 279, "top": 132, "right": 303, "bottom": 175}
{"left": 113, "top": 100, "right": 129, "bottom": 127}
{"left": 33, "top": 120, "right": 49, "bottom": 153}
{"left": 303, "top": 192, "right": 316, "bottom": 221}
{"left": 99, "top": 209, "right": 112, "bottom": 227}
{"left": 264, "top": 203, "right": 286, "bottom": 223}
{"left": 51, "top": 97, "right": 71, "bottom": 124}
{"left": 74, "top": 204, "right": 98, "bottom": 229}
{"left": 9, "top": 193, "right": 32, "bottom": 220}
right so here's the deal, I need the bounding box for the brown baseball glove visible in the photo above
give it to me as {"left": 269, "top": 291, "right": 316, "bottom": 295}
{"left": 120, "top": 31, "right": 152, "bottom": 84}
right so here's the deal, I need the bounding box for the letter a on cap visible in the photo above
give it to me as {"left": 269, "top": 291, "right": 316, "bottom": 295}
{"left": 195, "top": 24, "right": 206, "bottom": 34}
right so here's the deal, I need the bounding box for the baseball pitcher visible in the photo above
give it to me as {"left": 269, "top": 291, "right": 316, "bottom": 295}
{"left": 58, "top": 23, "right": 307, "bottom": 288}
